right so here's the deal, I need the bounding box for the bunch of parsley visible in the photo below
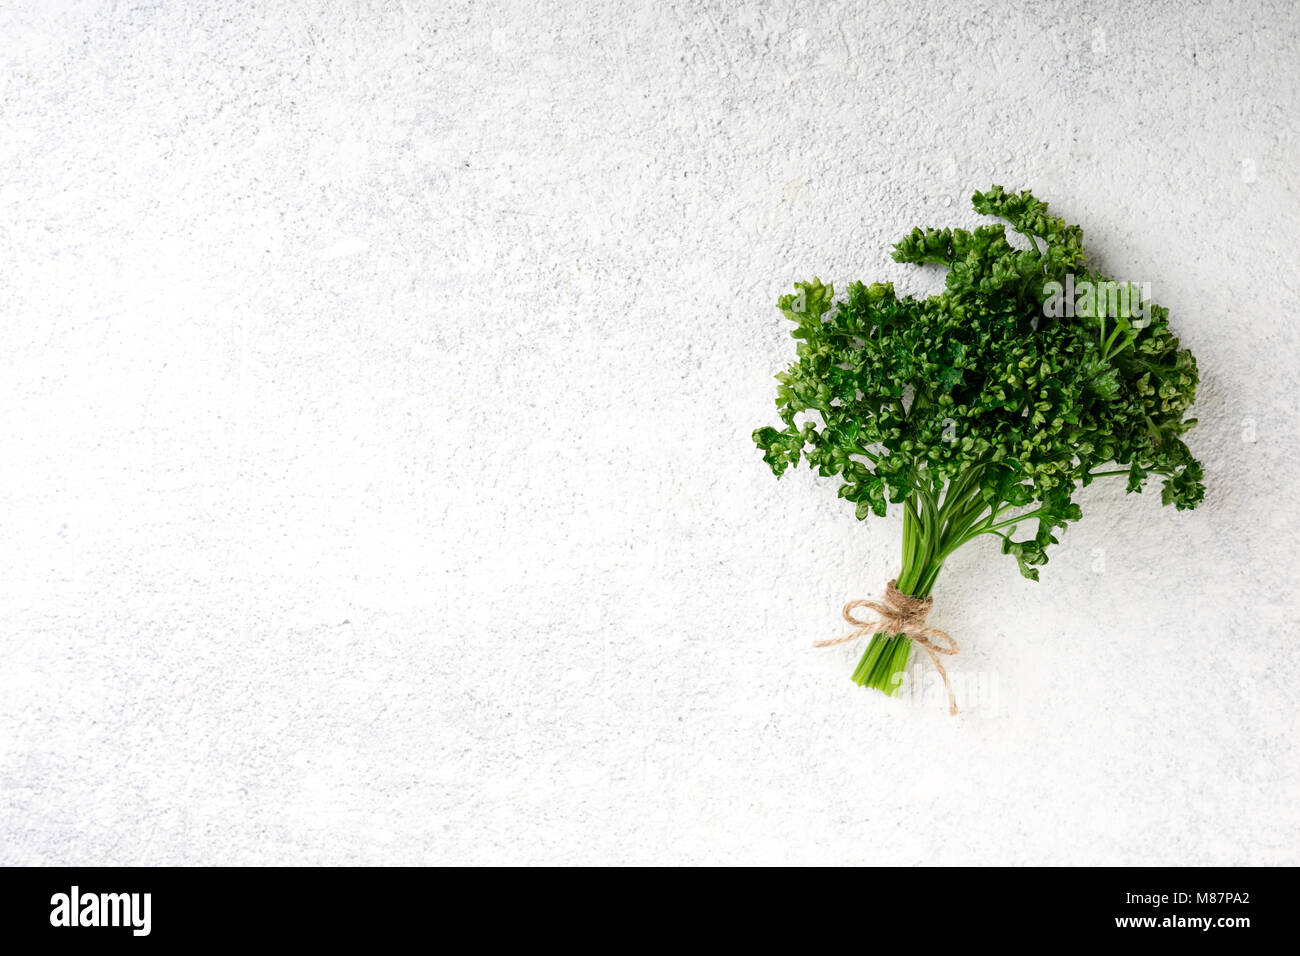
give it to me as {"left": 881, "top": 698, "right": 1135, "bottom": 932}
{"left": 754, "top": 187, "right": 1204, "bottom": 697}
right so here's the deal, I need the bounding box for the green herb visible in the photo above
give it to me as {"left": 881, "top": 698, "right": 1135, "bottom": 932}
{"left": 754, "top": 186, "right": 1204, "bottom": 699}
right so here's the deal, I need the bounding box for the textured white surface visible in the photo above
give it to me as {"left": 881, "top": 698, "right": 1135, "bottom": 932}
{"left": 2, "top": 0, "right": 1299, "bottom": 866}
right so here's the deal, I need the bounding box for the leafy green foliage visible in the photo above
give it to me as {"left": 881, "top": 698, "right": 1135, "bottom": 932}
{"left": 754, "top": 186, "right": 1204, "bottom": 588}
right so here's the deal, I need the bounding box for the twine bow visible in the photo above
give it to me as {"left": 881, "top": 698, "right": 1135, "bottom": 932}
{"left": 815, "top": 578, "right": 960, "bottom": 715}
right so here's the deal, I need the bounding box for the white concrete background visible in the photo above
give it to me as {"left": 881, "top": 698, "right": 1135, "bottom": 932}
{"left": 2, "top": 0, "right": 1298, "bottom": 866}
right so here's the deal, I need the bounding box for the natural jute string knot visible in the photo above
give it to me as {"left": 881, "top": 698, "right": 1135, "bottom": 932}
{"left": 814, "top": 578, "right": 960, "bottom": 715}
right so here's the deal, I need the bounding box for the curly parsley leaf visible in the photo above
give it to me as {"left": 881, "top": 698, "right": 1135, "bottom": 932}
{"left": 754, "top": 187, "right": 1204, "bottom": 588}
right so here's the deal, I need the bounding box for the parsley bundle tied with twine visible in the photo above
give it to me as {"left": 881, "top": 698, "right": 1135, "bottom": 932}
{"left": 755, "top": 188, "right": 1205, "bottom": 709}
{"left": 815, "top": 579, "right": 960, "bottom": 715}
